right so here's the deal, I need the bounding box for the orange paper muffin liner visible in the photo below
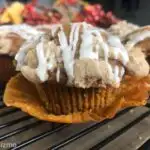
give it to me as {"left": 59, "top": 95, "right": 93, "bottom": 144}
{"left": 4, "top": 74, "right": 150, "bottom": 123}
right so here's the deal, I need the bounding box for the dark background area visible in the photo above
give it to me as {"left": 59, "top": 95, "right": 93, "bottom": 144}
{"left": 87, "top": 0, "right": 150, "bottom": 26}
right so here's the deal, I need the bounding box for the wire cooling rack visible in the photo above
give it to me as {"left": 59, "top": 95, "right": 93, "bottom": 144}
{"left": 0, "top": 86, "right": 150, "bottom": 150}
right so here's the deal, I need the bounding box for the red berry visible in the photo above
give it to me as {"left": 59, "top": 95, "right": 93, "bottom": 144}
{"left": 94, "top": 4, "right": 102, "bottom": 10}
{"left": 106, "top": 11, "right": 113, "bottom": 18}
{"left": 67, "top": 0, "right": 78, "bottom": 5}
{"left": 91, "top": 10, "right": 98, "bottom": 17}
{"left": 94, "top": 15, "right": 100, "bottom": 21}
{"left": 87, "top": 15, "right": 94, "bottom": 22}
{"left": 99, "top": 10, "right": 105, "bottom": 17}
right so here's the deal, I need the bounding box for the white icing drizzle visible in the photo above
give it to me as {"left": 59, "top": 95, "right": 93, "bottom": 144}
{"left": 108, "top": 35, "right": 129, "bottom": 65}
{"left": 80, "top": 22, "right": 100, "bottom": 60}
{"left": 55, "top": 23, "right": 81, "bottom": 84}
{"left": 36, "top": 37, "right": 49, "bottom": 82}
{"left": 16, "top": 22, "right": 129, "bottom": 87}
{"left": 58, "top": 26, "right": 74, "bottom": 84}
{"left": 71, "top": 24, "right": 80, "bottom": 56}
{"left": 99, "top": 38, "right": 109, "bottom": 62}
{"left": 127, "top": 31, "right": 150, "bottom": 50}
{"left": 107, "top": 35, "right": 128, "bottom": 83}
{"left": 113, "top": 48, "right": 120, "bottom": 59}
{"left": 16, "top": 36, "right": 41, "bottom": 70}
{"left": 114, "top": 66, "right": 120, "bottom": 83}
{"left": 90, "top": 30, "right": 128, "bottom": 85}
{"left": 50, "top": 24, "right": 62, "bottom": 37}
{"left": 90, "top": 29, "right": 110, "bottom": 62}
{"left": 56, "top": 68, "right": 60, "bottom": 82}
{"left": 120, "top": 67, "right": 125, "bottom": 78}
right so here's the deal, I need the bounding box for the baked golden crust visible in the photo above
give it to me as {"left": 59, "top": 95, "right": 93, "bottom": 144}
{"left": 124, "top": 26, "right": 150, "bottom": 38}
{"left": 108, "top": 21, "right": 140, "bottom": 39}
{"left": 4, "top": 74, "right": 150, "bottom": 123}
{"left": 123, "top": 26, "right": 150, "bottom": 67}
{"left": 0, "top": 32, "right": 24, "bottom": 56}
{"left": 123, "top": 26, "right": 150, "bottom": 55}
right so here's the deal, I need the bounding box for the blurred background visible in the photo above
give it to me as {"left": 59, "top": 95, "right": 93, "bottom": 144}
{"left": 0, "top": 0, "right": 149, "bottom": 26}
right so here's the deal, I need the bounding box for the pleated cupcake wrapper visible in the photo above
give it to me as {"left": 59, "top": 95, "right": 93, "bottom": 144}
{"left": 0, "top": 55, "right": 16, "bottom": 83}
{"left": 35, "top": 84, "right": 116, "bottom": 115}
{"left": 4, "top": 74, "right": 150, "bottom": 123}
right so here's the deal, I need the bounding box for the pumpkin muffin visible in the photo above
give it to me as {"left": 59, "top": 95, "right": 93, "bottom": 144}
{"left": 4, "top": 22, "right": 150, "bottom": 123}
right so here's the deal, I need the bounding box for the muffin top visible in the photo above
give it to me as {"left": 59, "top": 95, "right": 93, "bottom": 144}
{"left": 0, "top": 24, "right": 43, "bottom": 40}
{"left": 0, "top": 32, "right": 24, "bottom": 55}
{"left": 15, "top": 22, "right": 149, "bottom": 88}
{"left": 123, "top": 26, "right": 150, "bottom": 52}
{"left": 0, "top": 24, "right": 43, "bottom": 56}
{"left": 107, "top": 21, "right": 140, "bottom": 39}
